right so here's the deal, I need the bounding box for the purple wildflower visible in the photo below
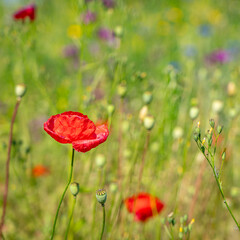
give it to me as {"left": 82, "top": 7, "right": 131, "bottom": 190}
{"left": 102, "top": 0, "right": 115, "bottom": 9}
{"left": 62, "top": 44, "right": 80, "bottom": 69}
{"left": 63, "top": 44, "right": 79, "bottom": 58}
{"left": 83, "top": 11, "right": 96, "bottom": 25}
{"left": 206, "top": 50, "right": 231, "bottom": 64}
{"left": 97, "top": 27, "right": 115, "bottom": 42}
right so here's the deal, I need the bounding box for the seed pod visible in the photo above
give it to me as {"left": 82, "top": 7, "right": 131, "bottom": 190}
{"left": 142, "top": 91, "right": 153, "bottom": 105}
{"left": 70, "top": 182, "right": 80, "bottom": 197}
{"left": 96, "top": 189, "right": 107, "bottom": 205}
{"left": 143, "top": 115, "right": 155, "bottom": 131}
{"left": 15, "top": 83, "right": 27, "bottom": 98}
{"left": 189, "top": 107, "right": 199, "bottom": 120}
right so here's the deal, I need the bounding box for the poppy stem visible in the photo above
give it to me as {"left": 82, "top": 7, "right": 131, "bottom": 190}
{"left": 64, "top": 196, "right": 77, "bottom": 240}
{"left": 0, "top": 98, "right": 21, "bottom": 236}
{"left": 50, "top": 148, "right": 75, "bottom": 240}
{"left": 100, "top": 204, "right": 105, "bottom": 240}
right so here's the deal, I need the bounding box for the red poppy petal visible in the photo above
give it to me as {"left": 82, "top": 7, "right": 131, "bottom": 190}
{"left": 44, "top": 112, "right": 96, "bottom": 143}
{"left": 72, "top": 124, "right": 109, "bottom": 152}
{"left": 13, "top": 4, "right": 36, "bottom": 21}
{"left": 125, "top": 193, "right": 164, "bottom": 222}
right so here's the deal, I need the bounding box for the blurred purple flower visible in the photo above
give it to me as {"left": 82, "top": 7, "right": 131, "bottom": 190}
{"left": 206, "top": 50, "right": 231, "bottom": 64}
{"left": 97, "top": 27, "right": 115, "bottom": 42}
{"left": 102, "top": 0, "right": 115, "bottom": 8}
{"left": 63, "top": 44, "right": 79, "bottom": 58}
{"left": 83, "top": 11, "right": 96, "bottom": 25}
{"left": 62, "top": 44, "right": 80, "bottom": 69}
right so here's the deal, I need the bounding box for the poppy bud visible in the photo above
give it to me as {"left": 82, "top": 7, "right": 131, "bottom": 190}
{"left": 142, "top": 91, "right": 153, "bottom": 105}
{"left": 95, "top": 154, "right": 106, "bottom": 168}
{"left": 227, "top": 82, "right": 236, "bottom": 97}
{"left": 70, "top": 182, "right": 80, "bottom": 197}
{"left": 143, "top": 115, "right": 155, "bottom": 131}
{"left": 209, "top": 119, "right": 215, "bottom": 128}
{"left": 139, "top": 105, "right": 148, "bottom": 122}
{"left": 114, "top": 26, "right": 123, "bottom": 38}
{"left": 189, "top": 107, "right": 199, "bottom": 120}
{"left": 107, "top": 104, "right": 115, "bottom": 116}
{"left": 217, "top": 125, "right": 223, "bottom": 134}
{"left": 15, "top": 83, "right": 27, "bottom": 98}
{"left": 117, "top": 84, "right": 127, "bottom": 98}
{"left": 212, "top": 100, "right": 223, "bottom": 114}
{"left": 96, "top": 189, "right": 107, "bottom": 206}
{"left": 172, "top": 126, "right": 184, "bottom": 140}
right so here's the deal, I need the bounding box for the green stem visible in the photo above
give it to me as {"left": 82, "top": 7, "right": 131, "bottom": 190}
{"left": 50, "top": 148, "right": 75, "bottom": 240}
{"left": 100, "top": 205, "right": 106, "bottom": 240}
{"left": 211, "top": 166, "right": 240, "bottom": 230}
{"left": 197, "top": 142, "right": 240, "bottom": 230}
{"left": 64, "top": 197, "right": 77, "bottom": 240}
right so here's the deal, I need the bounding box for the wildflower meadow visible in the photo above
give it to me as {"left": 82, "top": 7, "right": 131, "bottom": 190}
{"left": 1, "top": 0, "right": 240, "bottom": 239}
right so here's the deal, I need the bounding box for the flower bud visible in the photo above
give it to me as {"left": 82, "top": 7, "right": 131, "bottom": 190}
{"left": 70, "top": 182, "right": 79, "bottom": 197}
{"left": 209, "top": 119, "right": 215, "bottom": 128}
{"left": 212, "top": 100, "right": 223, "bottom": 114}
{"left": 193, "top": 133, "right": 199, "bottom": 142}
{"left": 222, "top": 151, "right": 226, "bottom": 161}
{"left": 189, "top": 107, "right": 199, "bottom": 120}
{"left": 143, "top": 115, "right": 155, "bottom": 131}
{"left": 15, "top": 83, "right": 27, "bottom": 98}
{"left": 95, "top": 154, "right": 106, "bottom": 168}
{"left": 96, "top": 189, "right": 107, "bottom": 205}
{"left": 217, "top": 125, "right": 223, "bottom": 134}
{"left": 114, "top": 26, "right": 123, "bottom": 38}
{"left": 227, "top": 82, "right": 236, "bottom": 97}
{"left": 107, "top": 104, "right": 115, "bottom": 116}
{"left": 117, "top": 84, "right": 127, "bottom": 98}
{"left": 142, "top": 91, "right": 153, "bottom": 105}
{"left": 172, "top": 126, "right": 184, "bottom": 140}
{"left": 139, "top": 105, "right": 148, "bottom": 122}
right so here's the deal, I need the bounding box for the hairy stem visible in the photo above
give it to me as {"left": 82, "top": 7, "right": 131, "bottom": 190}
{"left": 64, "top": 197, "right": 76, "bottom": 240}
{"left": 50, "top": 148, "right": 75, "bottom": 240}
{"left": 100, "top": 205, "right": 106, "bottom": 240}
{"left": 0, "top": 98, "right": 21, "bottom": 235}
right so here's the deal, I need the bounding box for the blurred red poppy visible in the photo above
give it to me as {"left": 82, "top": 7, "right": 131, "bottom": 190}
{"left": 125, "top": 193, "right": 164, "bottom": 222}
{"left": 13, "top": 4, "right": 36, "bottom": 22}
{"left": 32, "top": 165, "right": 50, "bottom": 177}
{"left": 44, "top": 111, "right": 109, "bottom": 152}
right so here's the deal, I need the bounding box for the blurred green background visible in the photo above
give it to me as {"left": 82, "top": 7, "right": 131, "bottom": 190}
{"left": 0, "top": 0, "right": 240, "bottom": 239}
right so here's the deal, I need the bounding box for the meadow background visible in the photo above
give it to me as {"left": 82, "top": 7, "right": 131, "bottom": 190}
{"left": 0, "top": 0, "right": 240, "bottom": 239}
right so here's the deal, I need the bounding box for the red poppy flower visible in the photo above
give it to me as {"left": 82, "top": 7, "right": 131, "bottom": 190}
{"left": 125, "top": 193, "right": 164, "bottom": 222}
{"left": 32, "top": 165, "right": 50, "bottom": 177}
{"left": 13, "top": 4, "right": 36, "bottom": 22}
{"left": 44, "top": 111, "right": 109, "bottom": 152}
